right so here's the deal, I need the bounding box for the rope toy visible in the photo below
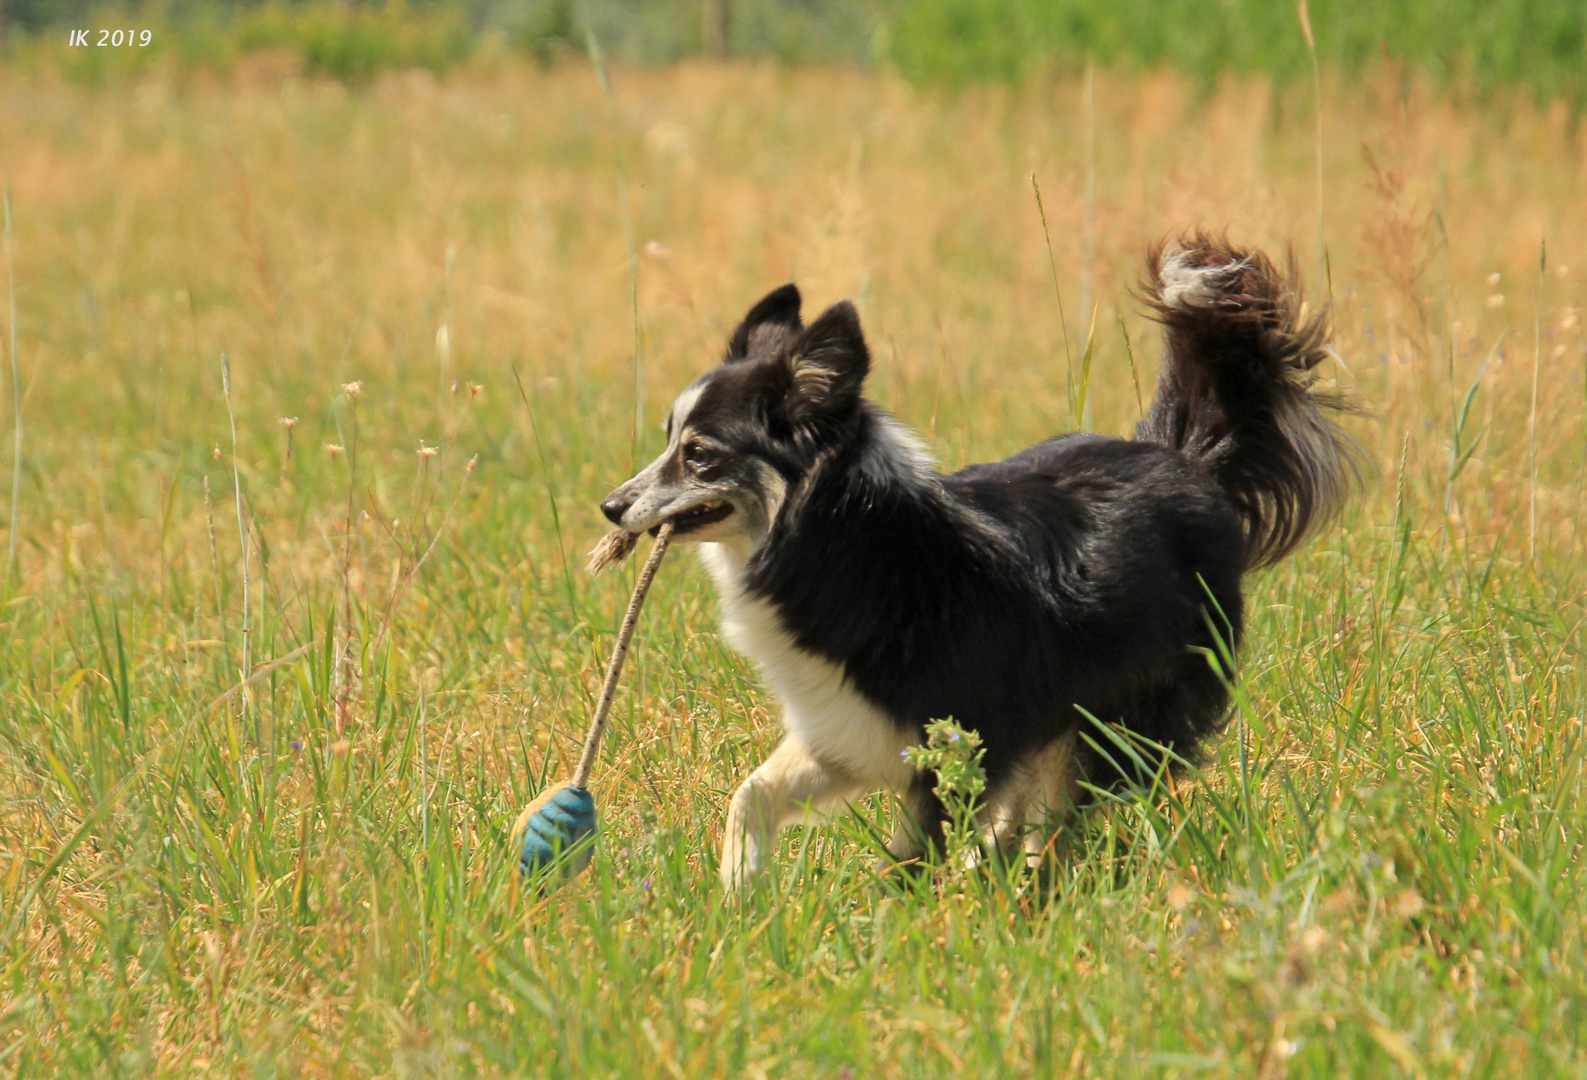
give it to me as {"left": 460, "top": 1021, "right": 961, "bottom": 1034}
{"left": 513, "top": 522, "right": 672, "bottom": 884}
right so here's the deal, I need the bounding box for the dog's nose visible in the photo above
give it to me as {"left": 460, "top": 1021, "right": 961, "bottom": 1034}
{"left": 600, "top": 492, "right": 633, "bottom": 525}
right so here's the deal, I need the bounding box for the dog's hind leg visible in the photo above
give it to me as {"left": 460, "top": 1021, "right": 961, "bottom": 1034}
{"left": 882, "top": 777, "right": 946, "bottom": 873}
{"left": 1021, "top": 731, "right": 1082, "bottom": 866}
{"left": 720, "top": 736, "right": 862, "bottom": 890}
{"left": 982, "top": 776, "right": 1032, "bottom": 861}
{"left": 883, "top": 773, "right": 1033, "bottom": 877}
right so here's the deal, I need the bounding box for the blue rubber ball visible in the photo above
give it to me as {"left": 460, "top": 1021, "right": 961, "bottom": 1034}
{"left": 515, "top": 784, "right": 597, "bottom": 879}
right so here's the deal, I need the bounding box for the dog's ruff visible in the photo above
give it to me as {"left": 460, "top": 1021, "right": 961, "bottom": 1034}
{"left": 599, "top": 239, "right": 1358, "bottom": 889}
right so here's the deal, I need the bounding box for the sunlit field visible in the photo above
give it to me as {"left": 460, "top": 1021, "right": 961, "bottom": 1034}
{"left": 0, "top": 60, "right": 1583, "bottom": 1076}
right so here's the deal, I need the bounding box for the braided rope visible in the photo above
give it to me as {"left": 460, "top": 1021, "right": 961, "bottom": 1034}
{"left": 570, "top": 522, "right": 673, "bottom": 789}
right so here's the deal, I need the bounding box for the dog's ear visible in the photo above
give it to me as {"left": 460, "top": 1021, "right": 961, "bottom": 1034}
{"left": 786, "top": 300, "right": 869, "bottom": 421}
{"left": 726, "top": 284, "right": 802, "bottom": 360}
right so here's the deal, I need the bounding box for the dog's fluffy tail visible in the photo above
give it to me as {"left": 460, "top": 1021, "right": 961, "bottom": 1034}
{"left": 1136, "top": 233, "right": 1360, "bottom": 570}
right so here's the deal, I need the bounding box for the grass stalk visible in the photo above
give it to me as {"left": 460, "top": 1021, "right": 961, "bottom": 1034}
{"left": 438, "top": 244, "right": 455, "bottom": 471}
{"left": 203, "top": 473, "right": 223, "bottom": 623}
{"left": 1444, "top": 333, "right": 1501, "bottom": 541}
{"left": 221, "top": 352, "right": 253, "bottom": 737}
{"left": 1297, "top": 1, "right": 1326, "bottom": 298}
{"left": 418, "top": 683, "right": 431, "bottom": 973}
{"left": 1076, "top": 307, "right": 1097, "bottom": 430}
{"left": 336, "top": 381, "right": 361, "bottom": 739}
{"left": 1081, "top": 63, "right": 1096, "bottom": 332}
{"left": 1116, "top": 308, "right": 1144, "bottom": 417}
{"left": 511, "top": 365, "right": 577, "bottom": 617}
{"left": 369, "top": 451, "right": 477, "bottom": 661}
{"left": 3, "top": 188, "right": 19, "bottom": 585}
{"left": 1529, "top": 240, "right": 1544, "bottom": 562}
{"left": 585, "top": 29, "right": 645, "bottom": 466}
{"left": 1030, "top": 173, "right": 1076, "bottom": 422}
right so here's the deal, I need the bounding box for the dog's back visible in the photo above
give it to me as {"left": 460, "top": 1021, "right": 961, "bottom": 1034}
{"left": 941, "top": 433, "right": 1247, "bottom": 777}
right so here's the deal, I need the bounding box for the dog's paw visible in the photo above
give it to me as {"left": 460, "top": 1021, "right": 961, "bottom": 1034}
{"left": 719, "top": 863, "right": 765, "bottom": 894}
{"left": 718, "top": 833, "right": 769, "bottom": 892}
{"left": 720, "top": 778, "right": 776, "bottom": 891}
{"left": 871, "top": 853, "right": 935, "bottom": 895}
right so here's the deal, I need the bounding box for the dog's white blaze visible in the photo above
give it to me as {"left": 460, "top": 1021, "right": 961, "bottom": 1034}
{"left": 615, "top": 383, "right": 719, "bottom": 533}
{"left": 668, "top": 383, "right": 706, "bottom": 437}
{"left": 699, "top": 541, "right": 915, "bottom": 790}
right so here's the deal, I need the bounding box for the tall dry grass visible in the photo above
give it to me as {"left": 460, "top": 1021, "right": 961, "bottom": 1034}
{"left": 2, "top": 65, "right": 1582, "bottom": 539}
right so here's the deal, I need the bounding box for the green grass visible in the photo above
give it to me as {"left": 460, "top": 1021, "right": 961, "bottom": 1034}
{"left": 0, "top": 60, "right": 1584, "bottom": 1076}
{"left": 884, "top": 0, "right": 1587, "bottom": 102}
{"left": 5, "top": 0, "right": 1586, "bottom": 104}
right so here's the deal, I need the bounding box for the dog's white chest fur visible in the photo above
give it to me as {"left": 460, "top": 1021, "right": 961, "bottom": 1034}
{"left": 699, "top": 542, "right": 915, "bottom": 789}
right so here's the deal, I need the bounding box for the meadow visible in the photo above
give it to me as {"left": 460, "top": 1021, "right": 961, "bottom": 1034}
{"left": 0, "top": 57, "right": 1584, "bottom": 1077}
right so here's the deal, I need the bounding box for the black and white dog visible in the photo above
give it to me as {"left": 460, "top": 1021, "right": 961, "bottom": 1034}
{"left": 600, "top": 235, "right": 1357, "bottom": 888}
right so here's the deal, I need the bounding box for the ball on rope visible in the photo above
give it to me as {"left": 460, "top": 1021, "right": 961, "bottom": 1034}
{"left": 511, "top": 523, "right": 672, "bottom": 888}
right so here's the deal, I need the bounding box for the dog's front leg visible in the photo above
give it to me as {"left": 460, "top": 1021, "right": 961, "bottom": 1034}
{"left": 720, "top": 736, "right": 859, "bottom": 890}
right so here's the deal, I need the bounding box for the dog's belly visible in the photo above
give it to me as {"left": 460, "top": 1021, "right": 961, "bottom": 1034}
{"left": 699, "top": 543, "right": 915, "bottom": 790}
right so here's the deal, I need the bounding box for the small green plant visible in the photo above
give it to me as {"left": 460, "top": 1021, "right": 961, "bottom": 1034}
{"left": 902, "top": 717, "right": 986, "bottom": 871}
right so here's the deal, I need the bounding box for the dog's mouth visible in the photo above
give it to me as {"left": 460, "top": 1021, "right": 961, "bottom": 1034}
{"left": 653, "top": 499, "right": 735, "bottom": 536}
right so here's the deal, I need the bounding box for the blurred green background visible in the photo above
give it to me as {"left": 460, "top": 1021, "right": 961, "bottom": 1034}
{"left": 3, "top": 0, "right": 1584, "bottom": 102}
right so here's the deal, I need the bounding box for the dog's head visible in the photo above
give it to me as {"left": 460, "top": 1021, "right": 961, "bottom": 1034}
{"left": 599, "top": 284, "right": 870, "bottom": 545}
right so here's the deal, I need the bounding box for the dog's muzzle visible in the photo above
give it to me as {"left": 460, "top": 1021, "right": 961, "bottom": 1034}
{"left": 600, "top": 483, "right": 736, "bottom": 537}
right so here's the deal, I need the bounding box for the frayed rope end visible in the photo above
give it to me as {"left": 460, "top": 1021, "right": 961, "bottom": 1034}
{"left": 586, "top": 528, "right": 639, "bottom": 575}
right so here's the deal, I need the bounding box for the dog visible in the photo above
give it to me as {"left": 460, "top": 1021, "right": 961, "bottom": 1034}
{"left": 599, "top": 235, "right": 1358, "bottom": 889}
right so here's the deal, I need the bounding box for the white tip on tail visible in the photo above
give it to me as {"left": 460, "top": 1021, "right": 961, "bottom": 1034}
{"left": 1156, "top": 247, "right": 1250, "bottom": 311}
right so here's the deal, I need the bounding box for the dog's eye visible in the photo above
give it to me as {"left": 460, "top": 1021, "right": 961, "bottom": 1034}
{"left": 683, "top": 440, "right": 715, "bottom": 471}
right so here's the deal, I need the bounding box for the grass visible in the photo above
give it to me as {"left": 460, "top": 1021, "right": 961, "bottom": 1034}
{"left": 6, "top": 0, "right": 1587, "bottom": 106}
{"left": 0, "top": 59, "right": 1584, "bottom": 1076}
{"left": 883, "top": 0, "right": 1587, "bottom": 103}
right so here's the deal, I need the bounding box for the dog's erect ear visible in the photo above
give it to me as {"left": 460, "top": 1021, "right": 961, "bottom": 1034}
{"left": 786, "top": 300, "right": 869, "bottom": 421}
{"left": 726, "top": 284, "right": 802, "bottom": 360}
